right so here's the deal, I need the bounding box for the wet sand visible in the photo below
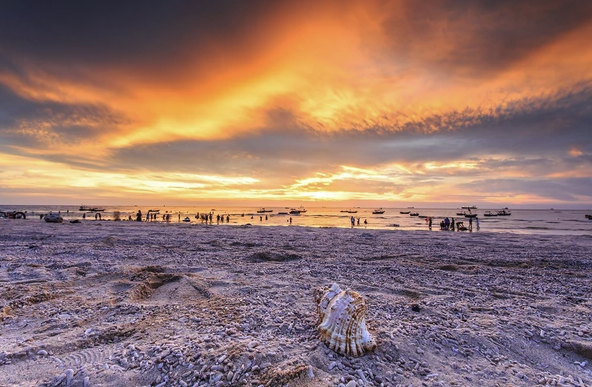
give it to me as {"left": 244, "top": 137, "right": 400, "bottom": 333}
{"left": 1, "top": 220, "right": 591, "bottom": 387}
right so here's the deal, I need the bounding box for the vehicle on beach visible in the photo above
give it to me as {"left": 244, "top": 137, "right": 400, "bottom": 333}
{"left": 0, "top": 210, "right": 26, "bottom": 219}
{"left": 372, "top": 208, "right": 385, "bottom": 214}
{"left": 79, "top": 206, "right": 105, "bottom": 212}
{"left": 256, "top": 208, "right": 273, "bottom": 213}
{"left": 497, "top": 209, "right": 511, "bottom": 216}
{"left": 484, "top": 211, "right": 497, "bottom": 217}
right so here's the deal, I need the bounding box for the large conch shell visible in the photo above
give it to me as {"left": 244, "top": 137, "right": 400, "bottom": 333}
{"left": 314, "top": 283, "right": 376, "bottom": 357}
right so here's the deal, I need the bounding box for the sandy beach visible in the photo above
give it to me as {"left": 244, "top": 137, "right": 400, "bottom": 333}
{"left": 1, "top": 220, "right": 591, "bottom": 387}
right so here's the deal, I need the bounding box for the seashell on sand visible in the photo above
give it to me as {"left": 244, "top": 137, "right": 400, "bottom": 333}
{"left": 314, "top": 283, "right": 376, "bottom": 357}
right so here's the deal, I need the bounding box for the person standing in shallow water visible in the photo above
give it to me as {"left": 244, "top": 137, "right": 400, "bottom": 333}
{"left": 476, "top": 217, "right": 480, "bottom": 230}
{"left": 469, "top": 216, "right": 473, "bottom": 231}
{"left": 451, "top": 217, "right": 455, "bottom": 231}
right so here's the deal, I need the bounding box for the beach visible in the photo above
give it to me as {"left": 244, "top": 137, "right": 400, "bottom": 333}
{"left": 1, "top": 220, "right": 591, "bottom": 387}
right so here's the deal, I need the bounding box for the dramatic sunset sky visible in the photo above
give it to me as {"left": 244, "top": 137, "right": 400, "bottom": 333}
{"left": 1, "top": 0, "right": 592, "bottom": 207}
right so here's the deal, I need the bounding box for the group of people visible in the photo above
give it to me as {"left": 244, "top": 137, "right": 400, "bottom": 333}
{"left": 350, "top": 216, "right": 368, "bottom": 227}
{"left": 433, "top": 216, "right": 479, "bottom": 231}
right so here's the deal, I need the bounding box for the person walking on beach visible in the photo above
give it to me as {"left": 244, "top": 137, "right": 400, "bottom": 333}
{"left": 469, "top": 216, "right": 473, "bottom": 231}
{"left": 289, "top": 217, "right": 292, "bottom": 225}
{"left": 136, "top": 210, "right": 142, "bottom": 222}
{"left": 450, "top": 217, "right": 455, "bottom": 231}
{"left": 428, "top": 217, "right": 432, "bottom": 229}
{"left": 444, "top": 217, "right": 450, "bottom": 230}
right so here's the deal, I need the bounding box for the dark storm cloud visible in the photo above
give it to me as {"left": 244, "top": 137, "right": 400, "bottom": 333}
{"left": 381, "top": 0, "right": 592, "bottom": 77}
{"left": 0, "top": 0, "right": 284, "bottom": 73}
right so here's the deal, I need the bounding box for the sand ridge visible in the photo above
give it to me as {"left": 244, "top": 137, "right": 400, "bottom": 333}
{"left": 1, "top": 220, "right": 591, "bottom": 386}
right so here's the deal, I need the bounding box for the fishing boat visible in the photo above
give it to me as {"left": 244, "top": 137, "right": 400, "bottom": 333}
{"left": 256, "top": 208, "right": 273, "bottom": 213}
{"left": 289, "top": 208, "right": 302, "bottom": 215}
{"left": 79, "top": 206, "right": 105, "bottom": 212}
{"left": 409, "top": 212, "right": 419, "bottom": 216}
{"left": 497, "top": 209, "right": 511, "bottom": 216}
{"left": 400, "top": 211, "right": 410, "bottom": 214}
{"left": 340, "top": 209, "right": 358, "bottom": 213}
{"left": 484, "top": 211, "right": 497, "bottom": 217}
{"left": 372, "top": 208, "right": 385, "bottom": 214}
{"left": 456, "top": 211, "right": 466, "bottom": 216}
{"left": 462, "top": 206, "right": 478, "bottom": 210}
{"left": 148, "top": 209, "right": 160, "bottom": 213}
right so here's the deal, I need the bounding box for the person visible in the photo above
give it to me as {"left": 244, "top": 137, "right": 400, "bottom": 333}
{"left": 444, "top": 217, "right": 450, "bottom": 230}
{"left": 350, "top": 216, "right": 355, "bottom": 227}
{"left": 226, "top": 215, "right": 230, "bottom": 222}
{"left": 476, "top": 216, "right": 480, "bottom": 230}
{"left": 469, "top": 216, "right": 473, "bottom": 231}
{"left": 428, "top": 217, "right": 432, "bottom": 229}
{"left": 260, "top": 215, "right": 263, "bottom": 221}
{"left": 364, "top": 219, "right": 367, "bottom": 225}
{"left": 450, "top": 217, "right": 455, "bottom": 231}
{"left": 136, "top": 210, "right": 142, "bottom": 222}
{"left": 82, "top": 213, "right": 86, "bottom": 219}
{"left": 357, "top": 218, "right": 360, "bottom": 225}
{"left": 289, "top": 217, "right": 292, "bottom": 224}
{"left": 265, "top": 214, "right": 268, "bottom": 221}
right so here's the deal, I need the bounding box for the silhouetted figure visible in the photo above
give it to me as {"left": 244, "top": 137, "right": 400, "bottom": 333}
{"left": 136, "top": 210, "right": 142, "bottom": 222}
{"left": 451, "top": 217, "right": 455, "bottom": 231}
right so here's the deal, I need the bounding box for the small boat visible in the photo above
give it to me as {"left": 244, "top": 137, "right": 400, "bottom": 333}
{"left": 409, "top": 212, "right": 419, "bottom": 216}
{"left": 400, "top": 211, "right": 410, "bottom": 214}
{"left": 484, "top": 211, "right": 497, "bottom": 217}
{"left": 464, "top": 213, "right": 478, "bottom": 218}
{"left": 462, "top": 206, "right": 477, "bottom": 210}
{"left": 340, "top": 209, "right": 358, "bottom": 213}
{"left": 296, "top": 206, "right": 307, "bottom": 213}
{"left": 256, "top": 208, "right": 273, "bottom": 213}
{"left": 585, "top": 214, "right": 592, "bottom": 220}
{"left": 289, "top": 208, "right": 302, "bottom": 215}
{"left": 277, "top": 212, "right": 289, "bottom": 215}
{"left": 497, "top": 209, "right": 511, "bottom": 216}
{"left": 372, "top": 208, "right": 385, "bottom": 214}
{"left": 79, "top": 206, "right": 105, "bottom": 212}
{"left": 44, "top": 213, "right": 63, "bottom": 223}
{"left": 456, "top": 211, "right": 466, "bottom": 216}
{"left": 148, "top": 209, "right": 160, "bottom": 213}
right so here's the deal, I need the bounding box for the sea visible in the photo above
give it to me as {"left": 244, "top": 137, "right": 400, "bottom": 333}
{"left": 2, "top": 205, "right": 592, "bottom": 236}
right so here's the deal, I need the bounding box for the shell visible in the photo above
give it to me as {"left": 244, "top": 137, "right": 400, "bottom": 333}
{"left": 314, "top": 283, "right": 376, "bottom": 357}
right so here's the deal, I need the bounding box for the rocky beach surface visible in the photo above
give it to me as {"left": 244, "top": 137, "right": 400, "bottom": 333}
{"left": 1, "top": 220, "right": 591, "bottom": 387}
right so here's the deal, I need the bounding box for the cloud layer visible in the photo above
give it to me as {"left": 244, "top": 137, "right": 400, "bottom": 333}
{"left": 1, "top": 0, "right": 592, "bottom": 206}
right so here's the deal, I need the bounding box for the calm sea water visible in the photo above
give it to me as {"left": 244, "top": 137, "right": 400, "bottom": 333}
{"left": 2, "top": 205, "right": 592, "bottom": 236}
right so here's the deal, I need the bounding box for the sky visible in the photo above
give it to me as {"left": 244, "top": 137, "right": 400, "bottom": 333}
{"left": 1, "top": 0, "right": 592, "bottom": 208}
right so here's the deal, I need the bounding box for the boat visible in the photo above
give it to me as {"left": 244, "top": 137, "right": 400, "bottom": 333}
{"left": 256, "top": 208, "right": 274, "bottom": 213}
{"left": 289, "top": 208, "right": 302, "bottom": 215}
{"left": 585, "top": 214, "right": 592, "bottom": 220}
{"left": 497, "top": 209, "right": 511, "bottom": 216}
{"left": 277, "top": 212, "right": 289, "bottom": 215}
{"left": 461, "top": 206, "right": 477, "bottom": 210}
{"left": 340, "top": 209, "right": 358, "bottom": 213}
{"left": 484, "top": 211, "right": 497, "bottom": 217}
{"left": 400, "top": 211, "right": 410, "bottom": 214}
{"left": 409, "top": 212, "right": 419, "bottom": 216}
{"left": 464, "top": 213, "right": 478, "bottom": 218}
{"left": 456, "top": 211, "right": 466, "bottom": 216}
{"left": 79, "top": 206, "right": 105, "bottom": 212}
{"left": 148, "top": 209, "right": 160, "bottom": 213}
{"left": 372, "top": 208, "right": 385, "bottom": 214}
